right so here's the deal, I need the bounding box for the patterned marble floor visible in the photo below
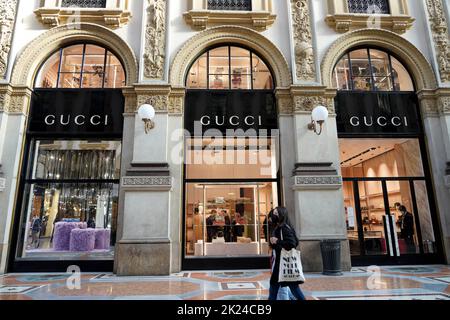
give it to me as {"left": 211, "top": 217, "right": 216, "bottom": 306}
{"left": 0, "top": 265, "right": 449, "bottom": 300}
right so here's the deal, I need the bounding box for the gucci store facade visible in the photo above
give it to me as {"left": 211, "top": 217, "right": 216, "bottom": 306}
{"left": 1, "top": 1, "right": 450, "bottom": 275}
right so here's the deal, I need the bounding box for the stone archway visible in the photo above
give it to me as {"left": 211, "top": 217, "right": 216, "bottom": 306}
{"left": 11, "top": 23, "right": 138, "bottom": 89}
{"left": 321, "top": 28, "right": 438, "bottom": 91}
{"left": 170, "top": 25, "right": 292, "bottom": 89}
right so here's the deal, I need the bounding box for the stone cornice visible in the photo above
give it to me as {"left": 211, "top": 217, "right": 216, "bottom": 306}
{"left": 325, "top": 14, "right": 414, "bottom": 34}
{"left": 183, "top": 10, "right": 276, "bottom": 32}
{"left": 34, "top": 8, "right": 132, "bottom": 29}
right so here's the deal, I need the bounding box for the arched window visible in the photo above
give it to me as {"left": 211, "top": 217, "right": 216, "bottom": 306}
{"left": 332, "top": 48, "right": 414, "bottom": 92}
{"left": 35, "top": 43, "right": 126, "bottom": 89}
{"left": 186, "top": 46, "right": 274, "bottom": 90}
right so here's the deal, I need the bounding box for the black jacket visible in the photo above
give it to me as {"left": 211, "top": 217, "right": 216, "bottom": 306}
{"left": 270, "top": 224, "right": 301, "bottom": 286}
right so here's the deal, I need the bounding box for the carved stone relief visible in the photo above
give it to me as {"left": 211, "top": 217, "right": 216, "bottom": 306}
{"left": 0, "top": 0, "right": 18, "bottom": 78}
{"left": 290, "top": 0, "right": 316, "bottom": 82}
{"left": 425, "top": 0, "right": 450, "bottom": 82}
{"left": 144, "top": 0, "right": 166, "bottom": 80}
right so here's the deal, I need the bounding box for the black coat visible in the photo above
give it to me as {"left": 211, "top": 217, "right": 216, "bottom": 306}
{"left": 270, "top": 224, "right": 301, "bottom": 286}
{"left": 401, "top": 212, "right": 414, "bottom": 238}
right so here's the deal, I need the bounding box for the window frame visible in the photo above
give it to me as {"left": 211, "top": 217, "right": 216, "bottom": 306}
{"left": 333, "top": 47, "right": 416, "bottom": 93}
{"left": 35, "top": 43, "right": 127, "bottom": 89}
{"left": 185, "top": 44, "right": 275, "bottom": 91}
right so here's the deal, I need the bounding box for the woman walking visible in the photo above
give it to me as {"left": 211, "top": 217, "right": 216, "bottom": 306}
{"left": 268, "top": 207, "right": 306, "bottom": 301}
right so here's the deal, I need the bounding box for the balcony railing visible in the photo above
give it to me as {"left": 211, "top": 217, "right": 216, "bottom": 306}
{"left": 61, "top": 0, "right": 107, "bottom": 8}
{"left": 207, "top": 0, "right": 252, "bottom": 11}
{"left": 347, "top": 0, "right": 390, "bottom": 14}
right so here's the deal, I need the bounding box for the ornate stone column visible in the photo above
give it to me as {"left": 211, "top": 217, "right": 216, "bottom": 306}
{"left": 417, "top": 88, "right": 450, "bottom": 264}
{"left": 289, "top": 0, "right": 351, "bottom": 271}
{"left": 115, "top": 84, "right": 175, "bottom": 275}
{"left": 0, "top": 85, "right": 31, "bottom": 273}
{"left": 289, "top": 86, "right": 351, "bottom": 272}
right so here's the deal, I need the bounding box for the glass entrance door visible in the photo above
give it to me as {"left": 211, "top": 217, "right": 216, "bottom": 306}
{"left": 340, "top": 138, "right": 439, "bottom": 264}
{"left": 344, "top": 178, "right": 436, "bottom": 262}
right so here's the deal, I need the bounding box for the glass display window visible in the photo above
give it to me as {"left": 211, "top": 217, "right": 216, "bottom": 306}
{"left": 186, "top": 45, "right": 274, "bottom": 90}
{"left": 16, "top": 140, "right": 121, "bottom": 261}
{"left": 36, "top": 43, "right": 125, "bottom": 89}
{"left": 332, "top": 48, "right": 414, "bottom": 92}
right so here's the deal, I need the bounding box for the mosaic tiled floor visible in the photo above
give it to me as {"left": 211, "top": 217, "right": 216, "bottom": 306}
{"left": 0, "top": 265, "right": 449, "bottom": 300}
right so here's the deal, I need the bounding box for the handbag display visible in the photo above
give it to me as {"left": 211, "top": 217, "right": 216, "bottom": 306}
{"left": 278, "top": 228, "right": 306, "bottom": 284}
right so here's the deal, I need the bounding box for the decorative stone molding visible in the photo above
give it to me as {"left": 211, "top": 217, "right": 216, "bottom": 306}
{"left": 438, "top": 96, "right": 450, "bottom": 114}
{"left": 325, "top": 0, "right": 414, "bottom": 34}
{"left": 169, "top": 25, "right": 291, "bottom": 89}
{"left": 291, "top": 86, "right": 337, "bottom": 114}
{"left": 275, "top": 88, "right": 293, "bottom": 115}
{"left": 292, "top": 163, "right": 342, "bottom": 190}
{"left": 290, "top": 0, "right": 316, "bottom": 82}
{"left": 321, "top": 29, "right": 438, "bottom": 91}
{"left": 425, "top": 0, "right": 450, "bottom": 83}
{"left": 183, "top": 0, "right": 276, "bottom": 31}
{"left": 0, "top": 0, "right": 18, "bottom": 78}
{"left": 121, "top": 176, "right": 172, "bottom": 191}
{"left": 143, "top": 0, "right": 166, "bottom": 80}
{"left": 10, "top": 23, "right": 138, "bottom": 90}
{"left": 34, "top": 0, "right": 131, "bottom": 29}
{"left": 0, "top": 85, "right": 31, "bottom": 114}
{"left": 0, "top": 84, "right": 12, "bottom": 113}
{"left": 293, "top": 176, "right": 343, "bottom": 190}
{"left": 168, "top": 88, "right": 186, "bottom": 115}
{"left": 417, "top": 88, "right": 450, "bottom": 117}
{"left": 123, "top": 85, "right": 172, "bottom": 113}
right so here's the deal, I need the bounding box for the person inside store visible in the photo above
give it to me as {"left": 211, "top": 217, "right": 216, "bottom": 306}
{"left": 30, "top": 215, "right": 42, "bottom": 249}
{"left": 399, "top": 205, "right": 415, "bottom": 253}
{"left": 206, "top": 210, "right": 218, "bottom": 242}
{"left": 218, "top": 210, "right": 232, "bottom": 242}
{"left": 268, "top": 207, "right": 306, "bottom": 301}
{"left": 87, "top": 215, "right": 96, "bottom": 229}
{"left": 231, "top": 211, "right": 245, "bottom": 242}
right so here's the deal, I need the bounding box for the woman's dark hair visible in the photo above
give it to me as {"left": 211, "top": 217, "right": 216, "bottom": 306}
{"left": 274, "top": 206, "right": 294, "bottom": 228}
{"left": 399, "top": 205, "right": 407, "bottom": 212}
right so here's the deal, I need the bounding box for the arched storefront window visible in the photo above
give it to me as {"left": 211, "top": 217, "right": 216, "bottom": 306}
{"left": 13, "top": 43, "right": 126, "bottom": 271}
{"left": 35, "top": 44, "right": 126, "bottom": 89}
{"left": 183, "top": 45, "right": 279, "bottom": 269}
{"left": 186, "top": 46, "right": 273, "bottom": 90}
{"left": 332, "top": 48, "right": 414, "bottom": 91}
{"left": 334, "top": 47, "right": 439, "bottom": 265}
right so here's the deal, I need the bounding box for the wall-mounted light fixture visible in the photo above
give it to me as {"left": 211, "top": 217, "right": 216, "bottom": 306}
{"left": 138, "top": 104, "right": 156, "bottom": 134}
{"left": 307, "top": 105, "right": 329, "bottom": 136}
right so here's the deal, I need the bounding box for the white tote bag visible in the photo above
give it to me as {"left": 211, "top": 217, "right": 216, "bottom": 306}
{"left": 278, "top": 229, "right": 305, "bottom": 284}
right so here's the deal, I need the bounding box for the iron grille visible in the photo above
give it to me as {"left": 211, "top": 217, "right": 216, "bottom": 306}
{"left": 61, "top": 0, "right": 107, "bottom": 8}
{"left": 207, "top": 0, "right": 252, "bottom": 11}
{"left": 348, "top": 0, "right": 390, "bottom": 14}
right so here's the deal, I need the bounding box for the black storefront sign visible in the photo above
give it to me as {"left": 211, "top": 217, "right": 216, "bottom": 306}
{"left": 184, "top": 91, "right": 277, "bottom": 134}
{"left": 335, "top": 92, "right": 421, "bottom": 135}
{"left": 29, "top": 89, "right": 124, "bottom": 136}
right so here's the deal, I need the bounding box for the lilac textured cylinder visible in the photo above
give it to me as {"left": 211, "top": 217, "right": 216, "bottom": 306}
{"left": 94, "top": 229, "right": 111, "bottom": 250}
{"left": 53, "top": 222, "right": 83, "bottom": 251}
{"left": 69, "top": 228, "right": 96, "bottom": 252}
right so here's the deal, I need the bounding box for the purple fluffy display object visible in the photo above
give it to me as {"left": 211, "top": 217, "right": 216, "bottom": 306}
{"left": 53, "top": 222, "right": 86, "bottom": 251}
{"left": 69, "top": 228, "right": 96, "bottom": 252}
{"left": 94, "top": 229, "right": 111, "bottom": 250}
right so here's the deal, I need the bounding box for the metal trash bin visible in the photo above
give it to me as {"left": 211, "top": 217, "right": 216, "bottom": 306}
{"left": 320, "top": 240, "right": 343, "bottom": 276}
